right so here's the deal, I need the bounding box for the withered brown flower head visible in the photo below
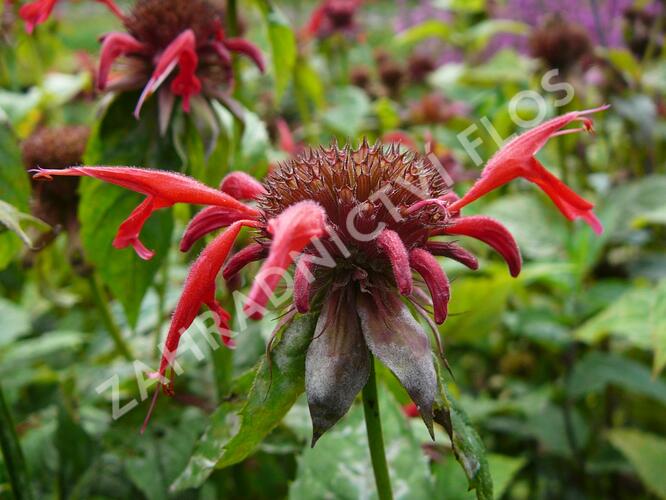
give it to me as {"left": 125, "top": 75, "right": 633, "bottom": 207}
{"left": 408, "top": 52, "right": 436, "bottom": 83}
{"left": 22, "top": 125, "right": 89, "bottom": 174}
{"left": 529, "top": 14, "right": 592, "bottom": 72}
{"left": 21, "top": 126, "right": 90, "bottom": 259}
{"left": 350, "top": 66, "right": 371, "bottom": 90}
{"left": 378, "top": 60, "right": 404, "bottom": 94}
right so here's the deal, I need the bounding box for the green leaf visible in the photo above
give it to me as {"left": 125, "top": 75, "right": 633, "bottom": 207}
{"left": 0, "top": 123, "right": 31, "bottom": 270}
{"left": 605, "top": 48, "right": 642, "bottom": 83}
{"left": 288, "top": 389, "right": 434, "bottom": 500}
{"left": 56, "top": 402, "right": 98, "bottom": 498}
{"left": 0, "top": 200, "right": 50, "bottom": 248}
{"left": 607, "top": 429, "right": 666, "bottom": 499}
{"left": 575, "top": 281, "right": 666, "bottom": 362}
{"left": 256, "top": 0, "right": 297, "bottom": 101}
{"left": 568, "top": 352, "right": 666, "bottom": 405}
{"left": 171, "top": 313, "right": 318, "bottom": 491}
{"left": 81, "top": 92, "right": 178, "bottom": 326}
{"left": 0, "top": 384, "right": 34, "bottom": 500}
{"left": 434, "top": 357, "right": 493, "bottom": 500}
{"left": 0, "top": 298, "right": 30, "bottom": 347}
{"left": 294, "top": 57, "right": 326, "bottom": 111}
{"left": 456, "top": 20, "right": 529, "bottom": 52}
{"left": 396, "top": 20, "right": 452, "bottom": 47}
{"left": 439, "top": 273, "right": 513, "bottom": 344}
{"left": 322, "top": 86, "right": 371, "bottom": 138}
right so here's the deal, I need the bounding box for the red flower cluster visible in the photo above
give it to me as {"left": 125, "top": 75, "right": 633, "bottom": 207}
{"left": 20, "top": 0, "right": 265, "bottom": 120}
{"left": 34, "top": 106, "right": 607, "bottom": 438}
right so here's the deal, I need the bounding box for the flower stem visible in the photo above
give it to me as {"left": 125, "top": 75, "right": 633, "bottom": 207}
{"left": 0, "top": 383, "right": 34, "bottom": 500}
{"left": 362, "top": 359, "right": 394, "bottom": 500}
{"left": 88, "top": 274, "right": 134, "bottom": 361}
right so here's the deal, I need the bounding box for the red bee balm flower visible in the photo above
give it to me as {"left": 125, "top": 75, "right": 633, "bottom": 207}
{"left": 19, "top": 0, "right": 125, "bottom": 34}
{"left": 95, "top": 0, "right": 264, "bottom": 122}
{"left": 303, "top": 0, "right": 362, "bottom": 39}
{"left": 34, "top": 108, "right": 606, "bottom": 440}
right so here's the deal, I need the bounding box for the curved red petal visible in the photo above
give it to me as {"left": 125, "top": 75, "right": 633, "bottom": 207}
{"left": 219, "top": 171, "right": 266, "bottom": 200}
{"left": 222, "top": 242, "right": 267, "bottom": 281}
{"left": 442, "top": 216, "right": 522, "bottom": 277}
{"left": 33, "top": 167, "right": 259, "bottom": 216}
{"left": 451, "top": 106, "right": 609, "bottom": 214}
{"left": 293, "top": 255, "right": 315, "bottom": 313}
{"left": 244, "top": 201, "right": 327, "bottom": 319}
{"left": 19, "top": 0, "right": 57, "bottom": 34}
{"left": 376, "top": 229, "right": 413, "bottom": 295}
{"left": 180, "top": 205, "right": 250, "bottom": 252}
{"left": 222, "top": 37, "right": 266, "bottom": 72}
{"left": 158, "top": 219, "right": 261, "bottom": 379}
{"left": 409, "top": 248, "right": 450, "bottom": 324}
{"left": 98, "top": 33, "right": 147, "bottom": 90}
{"left": 425, "top": 241, "right": 479, "bottom": 270}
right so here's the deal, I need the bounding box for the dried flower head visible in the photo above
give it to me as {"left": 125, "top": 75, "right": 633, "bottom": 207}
{"left": 407, "top": 52, "right": 436, "bottom": 83}
{"left": 33, "top": 106, "right": 608, "bottom": 440}
{"left": 528, "top": 14, "right": 592, "bottom": 72}
{"left": 408, "top": 92, "right": 468, "bottom": 125}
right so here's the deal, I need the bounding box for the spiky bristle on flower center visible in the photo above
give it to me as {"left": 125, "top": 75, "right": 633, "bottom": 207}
{"left": 124, "top": 0, "right": 221, "bottom": 50}
{"left": 258, "top": 140, "right": 451, "bottom": 285}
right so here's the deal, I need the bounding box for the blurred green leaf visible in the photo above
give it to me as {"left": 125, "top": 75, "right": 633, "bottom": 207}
{"left": 288, "top": 389, "right": 433, "bottom": 500}
{"left": 82, "top": 92, "right": 178, "bottom": 326}
{"left": 0, "top": 123, "right": 31, "bottom": 270}
{"left": 568, "top": 352, "right": 666, "bottom": 405}
{"left": 294, "top": 57, "right": 326, "bottom": 110}
{"left": 256, "top": 0, "right": 297, "bottom": 101}
{"left": 56, "top": 401, "right": 98, "bottom": 498}
{"left": 396, "top": 20, "right": 452, "bottom": 47}
{"left": 0, "top": 200, "right": 50, "bottom": 248}
{"left": 439, "top": 273, "right": 513, "bottom": 343}
{"left": 605, "top": 48, "right": 642, "bottom": 83}
{"left": 456, "top": 20, "right": 529, "bottom": 52}
{"left": 323, "top": 86, "right": 371, "bottom": 137}
{"left": 435, "top": 357, "right": 493, "bottom": 500}
{"left": 575, "top": 281, "right": 666, "bottom": 364}
{"left": 172, "top": 313, "right": 317, "bottom": 491}
{"left": 607, "top": 429, "right": 666, "bottom": 499}
{"left": 0, "top": 298, "right": 30, "bottom": 347}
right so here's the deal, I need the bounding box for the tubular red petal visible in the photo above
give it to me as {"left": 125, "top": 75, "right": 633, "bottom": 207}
{"left": 19, "top": 0, "right": 57, "bottom": 34}
{"left": 222, "top": 38, "right": 266, "bottom": 72}
{"left": 293, "top": 255, "right": 315, "bottom": 313}
{"left": 244, "top": 201, "right": 327, "bottom": 319}
{"left": 112, "top": 196, "right": 170, "bottom": 259}
{"left": 98, "top": 33, "right": 147, "bottom": 90}
{"left": 32, "top": 167, "right": 258, "bottom": 215}
{"left": 303, "top": 4, "right": 327, "bottom": 37}
{"left": 425, "top": 241, "right": 479, "bottom": 270}
{"left": 219, "top": 171, "right": 266, "bottom": 200}
{"left": 180, "top": 206, "right": 250, "bottom": 252}
{"left": 276, "top": 119, "right": 297, "bottom": 155}
{"left": 210, "top": 41, "right": 232, "bottom": 66}
{"left": 409, "top": 248, "right": 450, "bottom": 324}
{"left": 441, "top": 216, "right": 522, "bottom": 277}
{"left": 33, "top": 167, "right": 259, "bottom": 258}
{"left": 450, "top": 106, "right": 609, "bottom": 219}
{"left": 222, "top": 243, "right": 267, "bottom": 281}
{"left": 135, "top": 30, "right": 200, "bottom": 117}
{"left": 157, "top": 219, "right": 261, "bottom": 380}
{"left": 376, "top": 229, "right": 413, "bottom": 295}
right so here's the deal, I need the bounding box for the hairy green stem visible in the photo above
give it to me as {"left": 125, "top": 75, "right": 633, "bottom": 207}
{"left": 0, "top": 384, "right": 33, "bottom": 500}
{"left": 362, "top": 359, "right": 393, "bottom": 500}
{"left": 88, "top": 274, "right": 134, "bottom": 361}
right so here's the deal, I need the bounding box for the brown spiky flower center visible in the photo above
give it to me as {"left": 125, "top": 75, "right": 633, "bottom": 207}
{"left": 259, "top": 141, "right": 450, "bottom": 268}
{"left": 124, "top": 0, "right": 221, "bottom": 50}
